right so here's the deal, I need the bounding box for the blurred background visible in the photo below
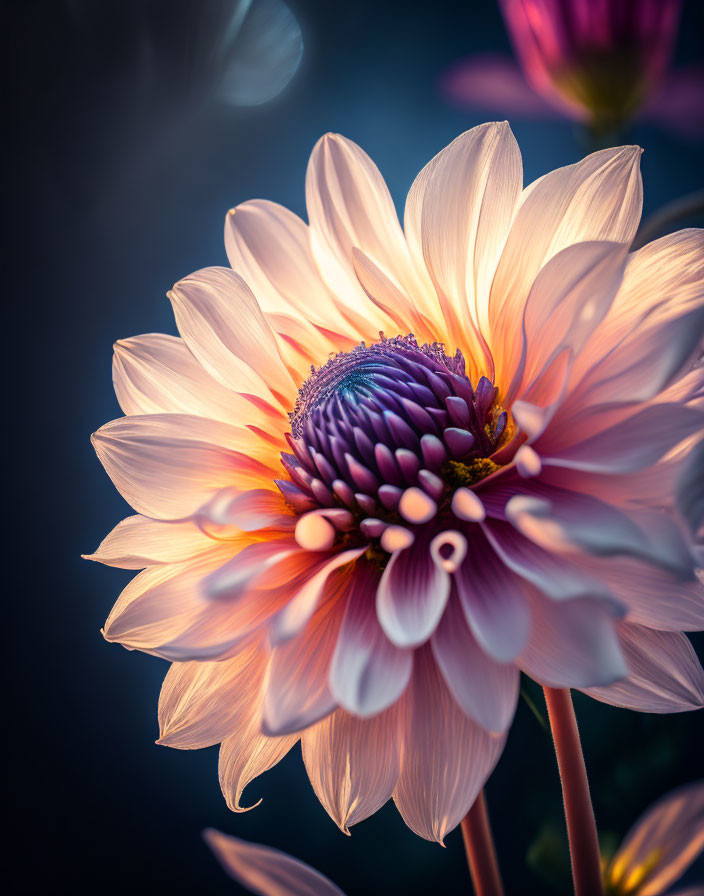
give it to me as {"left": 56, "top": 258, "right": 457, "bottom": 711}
{"left": 6, "top": 1, "right": 703, "bottom": 893}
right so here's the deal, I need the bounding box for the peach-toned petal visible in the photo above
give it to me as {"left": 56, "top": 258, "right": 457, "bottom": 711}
{"left": 219, "top": 727, "right": 298, "bottom": 813}
{"left": 491, "top": 145, "right": 642, "bottom": 388}
{"left": 205, "top": 828, "right": 345, "bottom": 896}
{"left": 302, "top": 705, "right": 403, "bottom": 832}
{"left": 169, "top": 266, "right": 296, "bottom": 403}
{"left": 404, "top": 121, "right": 522, "bottom": 372}
{"left": 431, "top": 595, "right": 519, "bottom": 733}
{"left": 608, "top": 781, "right": 704, "bottom": 896}
{"left": 393, "top": 646, "right": 506, "bottom": 843}
{"left": 329, "top": 572, "right": 412, "bottom": 717}
{"left": 157, "top": 635, "right": 267, "bottom": 749}
{"left": 196, "top": 486, "right": 294, "bottom": 532}
{"left": 519, "top": 593, "right": 627, "bottom": 688}
{"left": 92, "top": 414, "right": 279, "bottom": 519}
{"left": 582, "top": 623, "right": 704, "bottom": 712}
{"left": 84, "top": 514, "right": 217, "bottom": 568}
{"left": 112, "top": 333, "right": 286, "bottom": 433}
{"left": 678, "top": 437, "right": 704, "bottom": 535}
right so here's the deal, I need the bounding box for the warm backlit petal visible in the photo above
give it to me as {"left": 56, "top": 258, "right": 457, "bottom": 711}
{"left": 205, "top": 828, "right": 345, "bottom": 896}
{"left": 84, "top": 514, "right": 217, "bottom": 569}
{"left": 302, "top": 705, "right": 403, "bottom": 832}
{"left": 219, "top": 728, "right": 298, "bottom": 813}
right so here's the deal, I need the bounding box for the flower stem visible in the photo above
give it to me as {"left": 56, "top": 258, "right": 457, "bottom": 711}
{"left": 543, "top": 687, "right": 604, "bottom": 896}
{"left": 460, "top": 790, "right": 504, "bottom": 896}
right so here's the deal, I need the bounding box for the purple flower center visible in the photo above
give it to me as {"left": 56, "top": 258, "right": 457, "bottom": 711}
{"left": 278, "top": 335, "right": 511, "bottom": 554}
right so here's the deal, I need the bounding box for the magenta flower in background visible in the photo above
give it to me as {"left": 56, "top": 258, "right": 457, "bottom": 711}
{"left": 443, "top": 0, "right": 704, "bottom": 137}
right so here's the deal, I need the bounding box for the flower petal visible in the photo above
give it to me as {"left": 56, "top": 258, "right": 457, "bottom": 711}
{"left": 219, "top": 729, "right": 299, "bottom": 813}
{"left": 302, "top": 705, "right": 403, "bottom": 832}
{"left": 204, "top": 829, "right": 345, "bottom": 896}
{"left": 582, "top": 623, "right": 704, "bottom": 713}
{"left": 431, "top": 595, "right": 519, "bottom": 733}
{"left": 169, "top": 266, "right": 295, "bottom": 402}
{"left": 608, "top": 781, "right": 704, "bottom": 896}
{"left": 393, "top": 646, "right": 506, "bottom": 843}
{"left": 84, "top": 514, "right": 216, "bottom": 569}
{"left": 519, "top": 593, "right": 627, "bottom": 688}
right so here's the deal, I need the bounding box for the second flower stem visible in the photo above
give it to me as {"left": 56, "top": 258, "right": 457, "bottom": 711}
{"left": 461, "top": 790, "right": 504, "bottom": 896}
{"left": 543, "top": 687, "right": 604, "bottom": 896}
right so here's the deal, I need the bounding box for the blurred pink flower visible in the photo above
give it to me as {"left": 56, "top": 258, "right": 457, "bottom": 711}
{"left": 88, "top": 122, "right": 704, "bottom": 843}
{"left": 604, "top": 780, "right": 704, "bottom": 895}
{"left": 443, "top": 0, "right": 704, "bottom": 137}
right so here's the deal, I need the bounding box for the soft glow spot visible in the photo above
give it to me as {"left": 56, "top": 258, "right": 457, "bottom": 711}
{"left": 515, "top": 444, "right": 542, "bottom": 478}
{"left": 381, "top": 525, "right": 415, "bottom": 553}
{"left": 430, "top": 530, "right": 468, "bottom": 572}
{"left": 451, "top": 487, "right": 486, "bottom": 522}
{"left": 295, "top": 512, "right": 336, "bottom": 551}
{"left": 399, "top": 487, "right": 438, "bottom": 524}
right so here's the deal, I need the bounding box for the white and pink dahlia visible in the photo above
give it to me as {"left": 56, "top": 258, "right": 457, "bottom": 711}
{"left": 88, "top": 122, "right": 704, "bottom": 842}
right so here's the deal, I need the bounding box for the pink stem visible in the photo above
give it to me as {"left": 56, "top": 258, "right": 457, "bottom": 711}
{"left": 460, "top": 790, "right": 504, "bottom": 896}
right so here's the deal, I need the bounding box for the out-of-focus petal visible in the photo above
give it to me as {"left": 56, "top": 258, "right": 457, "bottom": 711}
{"left": 583, "top": 623, "right": 704, "bottom": 712}
{"left": 112, "top": 333, "right": 286, "bottom": 432}
{"left": 678, "top": 437, "right": 704, "bottom": 535}
{"left": 393, "top": 646, "right": 506, "bottom": 843}
{"left": 219, "top": 730, "right": 299, "bottom": 813}
{"left": 519, "top": 593, "right": 627, "bottom": 688}
{"left": 169, "top": 266, "right": 296, "bottom": 403}
{"left": 92, "top": 414, "right": 278, "bottom": 519}
{"left": 441, "top": 54, "right": 563, "bottom": 117}
{"left": 608, "top": 781, "right": 704, "bottom": 896}
{"left": 404, "top": 121, "right": 522, "bottom": 374}
{"left": 204, "top": 828, "right": 345, "bottom": 896}
{"left": 432, "top": 595, "right": 519, "bottom": 733}
{"left": 330, "top": 571, "right": 412, "bottom": 716}
{"left": 83, "top": 514, "right": 217, "bottom": 568}
{"left": 642, "top": 65, "right": 704, "bottom": 138}
{"left": 157, "top": 635, "right": 267, "bottom": 749}
{"left": 302, "top": 705, "right": 403, "bottom": 833}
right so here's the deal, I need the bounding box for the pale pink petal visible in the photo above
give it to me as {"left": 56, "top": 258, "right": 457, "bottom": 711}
{"left": 431, "top": 595, "right": 519, "bottom": 733}
{"left": 305, "top": 133, "right": 428, "bottom": 337}
{"left": 509, "top": 240, "right": 628, "bottom": 402}
{"left": 205, "top": 829, "right": 345, "bottom": 896}
{"left": 583, "top": 623, "right": 704, "bottom": 713}
{"left": 330, "top": 570, "right": 412, "bottom": 716}
{"left": 92, "top": 414, "right": 278, "bottom": 519}
{"left": 83, "top": 514, "right": 217, "bottom": 569}
{"left": 678, "top": 437, "right": 704, "bottom": 535}
{"left": 196, "top": 486, "right": 293, "bottom": 532}
{"left": 157, "top": 635, "right": 267, "bottom": 749}
{"left": 169, "top": 266, "right": 295, "bottom": 402}
{"left": 393, "top": 646, "right": 506, "bottom": 843}
{"left": 302, "top": 705, "right": 403, "bottom": 832}
{"left": 403, "top": 121, "right": 522, "bottom": 371}
{"left": 490, "top": 145, "right": 642, "bottom": 387}
{"left": 112, "top": 333, "right": 285, "bottom": 431}
{"left": 263, "top": 591, "right": 346, "bottom": 736}
{"left": 219, "top": 729, "right": 299, "bottom": 813}
{"left": 454, "top": 536, "right": 531, "bottom": 662}
{"left": 519, "top": 593, "right": 627, "bottom": 688}
{"left": 376, "top": 539, "right": 450, "bottom": 648}
{"left": 541, "top": 404, "right": 704, "bottom": 474}
{"left": 608, "top": 781, "right": 704, "bottom": 896}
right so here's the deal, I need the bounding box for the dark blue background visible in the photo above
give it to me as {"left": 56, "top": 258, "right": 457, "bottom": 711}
{"left": 8, "top": 1, "right": 703, "bottom": 893}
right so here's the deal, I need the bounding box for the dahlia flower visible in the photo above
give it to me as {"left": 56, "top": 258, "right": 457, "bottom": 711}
{"left": 604, "top": 780, "right": 704, "bottom": 896}
{"left": 88, "top": 121, "right": 704, "bottom": 845}
{"left": 443, "top": 0, "right": 704, "bottom": 138}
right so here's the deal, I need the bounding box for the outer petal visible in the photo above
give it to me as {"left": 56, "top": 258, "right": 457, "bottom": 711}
{"left": 219, "top": 728, "right": 298, "bottom": 813}
{"left": 157, "top": 635, "right": 267, "bottom": 749}
{"left": 583, "top": 623, "right": 704, "bottom": 713}
{"left": 112, "top": 333, "right": 285, "bottom": 431}
{"left": 491, "top": 145, "right": 642, "bottom": 388}
{"left": 205, "top": 829, "right": 345, "bottom": 896}
{"left": 169, "top": 266, "right": 295, "bottom": 403}
{"left": 329, "top": 570, "right": 412, "bottom": 717}
{"left": 302, "top": 705, "right": 403, "bottom": 832}
{"left": 84, "top": 514, "right": 217, "bottom": 568}
{"left": 519, "top": 593, "right": 627, "bottom": 688}
{"left": 92, "top": 414, "right": 278, "bottom": 519}
{"left": 376, "top": 539, "right": 451, "bottom": 648}
{"left": 607, "top": 781, "right": 704, "bottom": 896}
{"left": 404, "top": 121, "right": 522, "bottom": 369}
{"left": 393, "top": 646, "right": 506, "bottom": 843}
{"left": 431, "top": 595, "right": 519, "bottom": 733}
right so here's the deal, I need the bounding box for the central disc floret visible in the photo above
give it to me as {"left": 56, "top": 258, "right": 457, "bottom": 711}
{"left": 278, "top": 335, "right": 509, "bottom": 555}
